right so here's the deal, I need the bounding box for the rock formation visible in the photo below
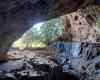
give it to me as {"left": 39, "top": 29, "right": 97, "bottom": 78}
{"left": 48, "top": 41, "right": 100, "bottom": 80}
{"left": 56, "top": 9, "right": 100, "bottom": 79}
{"left": 0, "top": 0, "right": 99, "bottom": 61}
{"left": 62, "top": 8, "right": 100, "bottom": 43}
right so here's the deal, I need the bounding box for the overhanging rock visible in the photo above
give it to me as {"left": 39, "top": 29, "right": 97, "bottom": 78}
{"left": 0, "top": 0, "right": 100, "bottom": 62}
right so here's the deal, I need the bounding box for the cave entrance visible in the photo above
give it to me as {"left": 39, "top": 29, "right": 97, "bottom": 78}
{"left": 0, "top": 17, "right": 66, "bottom": 80}
{"left": 0, "top": 6, "right": 100, "bottom": 80}
{"left": 7, "top": 17, "right": 63, "bottom": 61}
{"left": 12, "top": 17, "right": 63, "bottom": 50}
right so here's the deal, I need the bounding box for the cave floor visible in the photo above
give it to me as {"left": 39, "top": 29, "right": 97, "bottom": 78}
{"left": 0, "top": 42, "right": 100, "bottom": 80}
{"left": 0, "top": 48, "right": 58, "bottom": 80}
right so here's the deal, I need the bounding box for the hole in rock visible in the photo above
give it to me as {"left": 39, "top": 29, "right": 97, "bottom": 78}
{"left": 1, "top": 17, "right": 79, "bottom": 80}
{"left": 0, "top": 6, "right": 100, "bottom": 80}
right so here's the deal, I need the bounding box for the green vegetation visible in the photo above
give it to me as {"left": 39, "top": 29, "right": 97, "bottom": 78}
{"left": 40, "top": 17, "right": 62, "bottom": 44}
{"left": 88, "top": 5, "right": 100, "bottom": 28}
{"left": 96, "top": 18, "right": 100, "bottom": 28}
{"left": 12, "top": 6, "right": 100, "bottom": 49}
{"left": 96, "top": 18, "right": 100, "bottom": 22}
{"left": 12, "top": 17, "right": 63, "bottom": 49}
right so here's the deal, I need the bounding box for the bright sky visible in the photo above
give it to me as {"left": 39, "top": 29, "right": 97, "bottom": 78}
{"left": 33, "top": 22, "right": 44, "bottom": 31}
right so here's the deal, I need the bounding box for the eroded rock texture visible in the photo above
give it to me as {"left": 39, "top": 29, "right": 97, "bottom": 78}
{"left": 72, "top": 42, "right": 100, "bottom": 80}
{"left": 0, "top": 0, "right": 99, "bottom": 62}
{"left": 59, "top": 8, "right": 100, "bottom": 79}
{"left": 48, "top": 41, "right": 100, "bottom": 80}
{"left": 62, "top": 9, "right": 100, "bottom": 42}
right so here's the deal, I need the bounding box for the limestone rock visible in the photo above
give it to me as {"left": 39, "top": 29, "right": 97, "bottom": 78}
{"left": 72, "top": 42, "right": 100, "bottom": 80}
{"left": 0, "top": 0, "right": 99, "bottom": 62}
{"left": 49, "top": 41, "right": 100, "bottom": 80}
{"left": 62, "top": 9, "right": 100, "bottom": 43}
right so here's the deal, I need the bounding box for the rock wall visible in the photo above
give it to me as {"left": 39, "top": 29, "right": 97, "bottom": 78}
{"left": 0, "top": 0, "right": 98, "bottom": 62}
{"left": 48, "top": 41, "right": 100, "bottom": 80}
{"left": 62, "top": 9, "right": 100, "bottom": 43}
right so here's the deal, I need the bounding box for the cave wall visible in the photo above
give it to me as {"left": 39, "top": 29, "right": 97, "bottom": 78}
{"left": 62, "top": 9, "right": 100, "bottom": 43}
{"left": 0, "top": 0, "right": 99, "bottom": 62}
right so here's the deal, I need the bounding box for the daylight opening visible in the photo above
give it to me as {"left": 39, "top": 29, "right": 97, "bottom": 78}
{"left": 12, "top": 17, "right": 63, "bottom": 50}
{"left": 1, "top": 5, "right": 100, "bottom": 80}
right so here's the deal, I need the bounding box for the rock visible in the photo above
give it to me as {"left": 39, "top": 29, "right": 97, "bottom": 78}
{"left": 15, "top": 70, "right": 47, "bottom": 80}
{"left": 0, "top": 59, "right": 33, "bottom": 74}
{"left": 28, "top": 56, "right": 58, "bottom": 72}
{"left": 48, "top": 66, "right": 79, "bottom": 80}
{"left": 0, "top": 0, "right": 98, "bottom": 62}
{"left": 62, "top": 9, "right": 100, "bottom": 43}
{"left": 71, "top": 42, "right": 100, "bottom": 80}
{"left": 48, "top": 41, "right": 81, "bottom": 69}
{"left": 0, "top": 60, "right": 24, "bottom": 72}
{"left": 49, "top": 41, "right": 100, "bottom": 80}
{"left": 63, "top": 64, "right": 71, "bottom": 71}
{"left": 0, "top": 41, "right": 100, "bottom": 80}
{"left": 0, "top": 73, "right": 16, "bottom": 80}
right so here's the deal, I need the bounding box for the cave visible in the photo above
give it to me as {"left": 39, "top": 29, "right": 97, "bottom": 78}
{"left": 0, "top": 0, "right": 100, "bottom": 80}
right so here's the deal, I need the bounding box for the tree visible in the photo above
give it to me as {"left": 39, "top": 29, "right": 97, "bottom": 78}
{"left": 16, "top": 17, "right": 63, "bottom": 48}
{"left": 40, "top": 17, "right": 63, "bottom": 44}
{"left": 21, "top": 27, "right": 41, "bottom": 47}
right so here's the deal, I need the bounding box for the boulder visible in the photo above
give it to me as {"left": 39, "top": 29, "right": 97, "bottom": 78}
{"left": 48, "top": 41, "right": 100, "bottom": 80}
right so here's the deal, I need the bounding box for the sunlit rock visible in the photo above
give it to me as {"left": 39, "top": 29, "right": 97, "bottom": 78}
{"left": 62, "top": 9, "right": 100, "bottom": 43}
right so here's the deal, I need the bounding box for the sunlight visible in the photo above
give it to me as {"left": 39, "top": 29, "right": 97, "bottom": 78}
{"left": 33, "top": 22, "right": 44, "bottom": 31}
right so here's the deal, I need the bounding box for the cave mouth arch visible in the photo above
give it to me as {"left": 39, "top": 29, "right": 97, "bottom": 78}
{"left": 12, "top": 17, "right": 63, "bottom": 50}
{"left": 0, "top": 1, "right": 100, "bottom": 79}
{"left": 0, "top": 0, "right": 99, "bottom": 62}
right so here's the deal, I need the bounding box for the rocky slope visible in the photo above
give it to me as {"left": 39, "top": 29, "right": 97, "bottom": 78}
{"left": 0, "top": 47, "right": 78, "bottom": 80}
{"left": 0, "top": 41, "right": 99, "bottom": 80}
{"left": 49, "top": 41, "right": 100, "bottom": 80}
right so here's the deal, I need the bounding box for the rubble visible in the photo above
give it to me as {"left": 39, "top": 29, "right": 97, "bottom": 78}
{"left": 49, "top": 41, "right": 100, "bottom": 80}
{"left": 0, "top": 41, "right": 100, "bottom": 80}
